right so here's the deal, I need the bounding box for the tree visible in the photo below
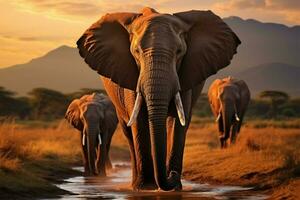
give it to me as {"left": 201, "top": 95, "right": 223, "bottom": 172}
{"left": 193, "top": 93, "right": 212, "bottom": 117}
{"left": 28, "top": 88, "right": 68, "bottom": 120}
{"left": 14, "top": 97, "right": 32, "bottom": 120}
{"left": 67, "top": 88, "right": 107, "bottom": 101}
{"left": 0, "top": 87, "right": 18, "bottom": 116}
{"left": 259, "top": 90, "right": 289, "bottom": 118}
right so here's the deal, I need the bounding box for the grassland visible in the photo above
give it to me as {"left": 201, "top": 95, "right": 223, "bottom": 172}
{"left": 0, "top": 119, "right": 83, "bottom": 199}
{"left": 0, "top": 118, "right": 299, "bottom": 199}
{"left": 184, "top": 117, "right": 300, "bottom": 199}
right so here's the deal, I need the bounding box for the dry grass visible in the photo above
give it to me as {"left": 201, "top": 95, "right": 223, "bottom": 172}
{"left": 183, "top": 121, "right": 300, "bottom": 197}
{"left": 0, "top": 118, "right": 130, "bottom": 198}
{"left": 0, "top": 117, "right": 299, "bottom": 198}
{"left": 0, "top": 119, "right": 81, "bottom": 166}
{"left": 0, "top": 119, "right": 82, "bottom": 198}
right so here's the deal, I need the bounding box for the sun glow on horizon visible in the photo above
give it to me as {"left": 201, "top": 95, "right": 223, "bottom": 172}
{"left": 0, "top": 0, "right": 299, "bottom": 68}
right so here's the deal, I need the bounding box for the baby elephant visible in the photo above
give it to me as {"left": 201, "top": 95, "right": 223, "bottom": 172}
{"left": 208, "top": 77, "right": 250, "bottom": 148}
{"left": 65, "top": 93, "right": 118, "bottom": 176}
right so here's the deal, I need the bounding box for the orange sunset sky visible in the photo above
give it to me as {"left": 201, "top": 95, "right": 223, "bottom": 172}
{"left": 0, "top": 0, "right": 299, "bottom": 68}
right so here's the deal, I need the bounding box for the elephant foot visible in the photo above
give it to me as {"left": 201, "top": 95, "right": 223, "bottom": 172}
{"left": 83, "top": 171, "right": 98, "bottom": 177}
{"left": 174, "top": 180, "right": 183, "bottom": 191}
{"left": 220, "top": 137, "right": 228, "bottom": 149}
{"left": 97, "top": 172, "right": 107, "bottom": 177}
{"left": 105, "top": 161, "right": 113, "bottom": 171}
{"left": 132, "top": 179, "right": 158, "bottom": 191}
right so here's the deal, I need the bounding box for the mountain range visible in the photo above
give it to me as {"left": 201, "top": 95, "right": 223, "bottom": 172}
{"left": 0, "top": 16, "right": 299, "bottom": 97}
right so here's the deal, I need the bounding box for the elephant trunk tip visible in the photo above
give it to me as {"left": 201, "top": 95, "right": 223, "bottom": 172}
{"left": 157, "top": 171, "right": 180, "bottom": 191}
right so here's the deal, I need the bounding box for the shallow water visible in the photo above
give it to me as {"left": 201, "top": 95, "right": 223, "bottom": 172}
{"left": 55, "top": 162, "right": 267, "bottom": 200}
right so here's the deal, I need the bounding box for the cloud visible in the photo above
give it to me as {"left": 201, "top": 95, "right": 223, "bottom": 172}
{"left": 13, "top": 0, "right": 99, "bottom": 17}
{"left": 0, "top": 34, "right": 72, "bottom": 42}
{"left": 214, "top": 0, "right": 300, "bottom": 24}
{"left": 12, "top": 0, "right": 170, "bottom": 19}
{"left": 266, "top": 0, "right": 300, "bottom": 11}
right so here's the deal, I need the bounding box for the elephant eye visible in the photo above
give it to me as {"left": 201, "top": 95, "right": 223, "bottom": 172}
{"left": 176, "top": 49, "right": 182, "bottom": 55}
{"left": 134, "top": 47, "right": 140, "bottom": 54}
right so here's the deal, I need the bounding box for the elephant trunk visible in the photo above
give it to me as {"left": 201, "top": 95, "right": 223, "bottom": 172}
{"left": 86, "top": 124, "right": 99, "bottom": 175}
{"left": 221, "top": 100, "right": 235, "bottom": 147}
{"left": 141, "top": 55, "right": 180, "bottom": 191}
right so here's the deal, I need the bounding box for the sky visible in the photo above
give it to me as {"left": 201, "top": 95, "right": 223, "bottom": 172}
{"left": 0, "top": 0, "right": 299, "bottom": 68}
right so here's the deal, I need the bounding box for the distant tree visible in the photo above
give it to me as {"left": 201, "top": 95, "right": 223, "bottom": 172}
{"left": 0, "top": 87, "right": 18, "bottom": 116}
{"left": 67, "top": 88, "right": 107, "bottom": 101}
{"left": 259, "top": 90, "right": 289, "bottom": 118}
{"left": 246, "top": 99, "right": 269, "bottom": 118}
{"left": 28, "top": 88, "right": 68, "bottom": 120}
{"left": 193, "top": 93, "right": 212, "bottom": 117}
{"left": 281, "top": 98, "right": 300, "bottom": 118}
{"left": 14, "top": 97, "right": 32, "bottom": 120}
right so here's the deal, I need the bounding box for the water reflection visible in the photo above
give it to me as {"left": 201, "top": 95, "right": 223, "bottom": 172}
{"left": 56, "top": 162, "right": 267, "bottom": 200}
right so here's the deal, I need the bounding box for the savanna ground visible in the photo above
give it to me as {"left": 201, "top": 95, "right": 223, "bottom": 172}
{"left": 0, "top": 118, "right": 299, "bottom": 199}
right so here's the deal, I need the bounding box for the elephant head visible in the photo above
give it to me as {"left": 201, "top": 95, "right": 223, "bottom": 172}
{"left": 65, "top": 93, "right": 107, "bottom": 175}
{"left": 77, "top": 7, "right": 240, "bottom": 190}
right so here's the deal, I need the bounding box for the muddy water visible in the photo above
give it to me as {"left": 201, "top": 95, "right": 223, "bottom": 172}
{"left": 56, "top": 162, "right": 267, "bottom": 200}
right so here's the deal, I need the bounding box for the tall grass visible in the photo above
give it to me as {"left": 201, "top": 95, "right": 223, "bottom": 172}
{"left": 0, "top": 119, "right": 82, "bottom": 198}
{"left": 184, "top": 123, "right": 300, "bottom": 189}
{"left": 0, "top": 118, "right": 299, "bottom": 197}
{"left": 0, "top": 119, "right": 81, "bottom": 170}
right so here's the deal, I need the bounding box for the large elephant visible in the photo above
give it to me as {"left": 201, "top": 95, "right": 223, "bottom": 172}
{"left": 208, "top": 77, "right": 250, "bottom": 148}
{"left": 77, "top": 7, "right": 241, "bottom": 190}
{"left": 65, "top": 93, "right": 118, "bottom": 176}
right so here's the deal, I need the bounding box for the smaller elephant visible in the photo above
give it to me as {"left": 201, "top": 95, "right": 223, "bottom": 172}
{"left": 65, "top": 93, "right": 118, "bottom": 176}
{"left": 208, "top": 77, "right": 250, "bottom": 148}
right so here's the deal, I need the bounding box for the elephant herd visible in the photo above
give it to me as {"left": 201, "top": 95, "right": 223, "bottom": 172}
{"left": 64, "top": 7, "right": 251, "bottom": 191}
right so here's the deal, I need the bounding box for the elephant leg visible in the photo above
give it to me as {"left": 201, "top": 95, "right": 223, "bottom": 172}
{"left": 217, "top": 115, "right": 226, "bottom": 148}
{"left": 230, "top": 123, "right": 239, "bottom": 145}
{"left": 96, "top": 133, "right": 107, "bottom": 176}
{"left": 236, "top": 116, "right": 244, "bottom": 133}
{"left": 167, "top": 115, "right": 191, "bottom": 191}
{"left": 131, "top": 112, "right": 156, "bottom": 190}
{"left": 81, "top": 132, "right": 89, "bottom": 175}
{"left": 231, "top": 116, "right": 244, "bottom": 145}
{"left": 167, "top": 90, "right": 194, "bottom": 190}
{"left": 167, "top": 117, "right": 175, "bottom": 163}
{"left": 105, "top": 133, "right": 113, "bottom": 170}
{"left": 118, "top": 119, "right": 138, "bottom": 189}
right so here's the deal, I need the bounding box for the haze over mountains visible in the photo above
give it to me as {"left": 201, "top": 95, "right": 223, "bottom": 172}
{"left": 0, "top": 16, "right": 299, "bottom": 97}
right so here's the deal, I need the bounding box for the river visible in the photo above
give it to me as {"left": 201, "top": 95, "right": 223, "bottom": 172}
{"left": 55, "top": 162, "right": 267, "bottom": 200}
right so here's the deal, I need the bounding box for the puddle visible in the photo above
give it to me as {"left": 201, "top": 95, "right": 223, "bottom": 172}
{"left": 54, "top": 162, "right": 267, "bottom": 200}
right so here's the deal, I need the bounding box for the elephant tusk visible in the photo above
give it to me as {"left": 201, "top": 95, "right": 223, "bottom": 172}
{"left": 215, "top": 113, "right": 221, "bottom": 122}
{"left": 127, "top": 92, "right": 143, "bottom": 127}
{"left": 82, "top": 134, "right": 86, "bottom": 146}
{"left": 98, "top": 133, "right": 102, "bottom": 145}
{"left": 235, "top": 113, "right": 240, "bottom": 121}
{"left": 234, "top": 104, "right": 240, "bottom": 121}
{"left": 175, "top": 92, "right": 186, "bottom": 126}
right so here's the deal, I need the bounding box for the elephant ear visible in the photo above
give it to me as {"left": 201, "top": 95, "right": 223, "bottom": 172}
{"left": 65, "top": 99, "right": 83, "bottom": 130}
{"left": 208, "top": 79, "right": 222, "bottom": 117}
{"left": 234, "top": 79, "right": 251, "bottom": 114}
{"left": 77, "top": 12, "right": 140, "bottom": 90}
{"left": 174, "top": 10, "right": 241, "bottom": 91}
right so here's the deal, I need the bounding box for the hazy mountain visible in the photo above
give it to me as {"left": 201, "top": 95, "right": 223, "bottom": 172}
{"left": 0, "top": 16, "right": 299, "bottom": 96}
{"left": 0, "top": 45, "right": 103, "bottom": 96}
{"left": 222, "top": 16, "right": 300, "bottom": 74}
{"left": 234, "top": 63, "right": 300, "bottom": 97}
